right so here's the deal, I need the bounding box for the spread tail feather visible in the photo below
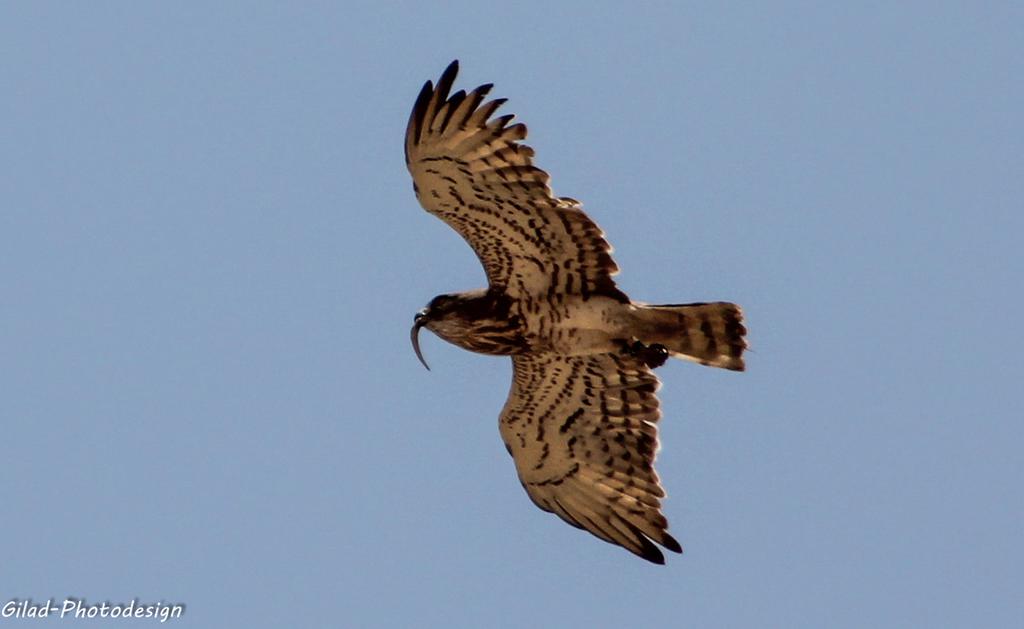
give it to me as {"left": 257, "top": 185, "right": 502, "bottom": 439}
{"left": 638, "top": 302, "right": 747, "bottom": 371}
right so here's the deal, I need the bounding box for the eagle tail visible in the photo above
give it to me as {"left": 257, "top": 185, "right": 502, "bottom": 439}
{"left": 638, "top": 302, "right": 747, "bottom": 371}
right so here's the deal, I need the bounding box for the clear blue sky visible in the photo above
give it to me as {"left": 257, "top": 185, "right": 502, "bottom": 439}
{"left": 2, "top": 3, "right": 1021, "bottom": 627}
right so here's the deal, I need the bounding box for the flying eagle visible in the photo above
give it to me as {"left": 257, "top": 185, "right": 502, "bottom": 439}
{"left": 406, "top": 61, "right": 746, "bottom": 564}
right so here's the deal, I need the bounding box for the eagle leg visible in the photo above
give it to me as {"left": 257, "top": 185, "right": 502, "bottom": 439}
{"left": 619, "top": 339, "right": 669, "bottom": 369}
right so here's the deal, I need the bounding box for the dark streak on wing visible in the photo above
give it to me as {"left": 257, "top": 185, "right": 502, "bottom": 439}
{"left": 498, "top": 352, "right": 683, "bottom": 564}
{"left": 405, "top": 60, "right": 628, "bottom": 303}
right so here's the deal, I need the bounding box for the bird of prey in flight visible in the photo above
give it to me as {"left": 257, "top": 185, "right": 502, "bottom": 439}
{"left": 406, "top": 61, "right": 746, "bottom": 564}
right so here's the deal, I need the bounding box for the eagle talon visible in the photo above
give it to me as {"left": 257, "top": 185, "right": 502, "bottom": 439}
{"left": 617, "top": 339, "right": 641, "bottom": 356}
{"left": 642, "top": 343, "right": 669, "bottom": 369}
{"left": 621, "top": 340, "right": 668, "bottom": 369}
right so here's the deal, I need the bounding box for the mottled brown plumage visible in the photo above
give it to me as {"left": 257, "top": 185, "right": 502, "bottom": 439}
{"left": 406, "top": 61, "right": 747, "bottom": 564}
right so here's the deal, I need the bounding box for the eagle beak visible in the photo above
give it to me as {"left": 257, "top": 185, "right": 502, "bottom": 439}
{"left": 411, "top": 311, "right": 431, "bottom": 371}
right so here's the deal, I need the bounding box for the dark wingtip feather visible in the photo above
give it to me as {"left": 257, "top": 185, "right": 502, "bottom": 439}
{"left": 620, "top": 520, "right": 668, "bottom": 564}
{"left": 439, "top": 89, "right": 467, "bottom": 133}
{"left": 435, "top": 60, "right": 459, "bottom": 103}
{"left": 406, "top": 78, "right": 434, "bottom": 162}
{"left": 638, "top": 538, "right": 667, "bottom": 565}
{"left": 662, "top": 532, "right": 683, "bottom": 554}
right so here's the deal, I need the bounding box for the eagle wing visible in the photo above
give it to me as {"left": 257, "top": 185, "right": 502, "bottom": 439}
{"left": 498, "top": 352, "right": 683, "bottom": 563}
{"left": 405, "top": 61, "right": 627, "bottom": 302}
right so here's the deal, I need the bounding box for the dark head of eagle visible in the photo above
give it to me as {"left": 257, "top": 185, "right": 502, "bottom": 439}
{"left": 411, "top": 289, "right": 527, "bottom": 369}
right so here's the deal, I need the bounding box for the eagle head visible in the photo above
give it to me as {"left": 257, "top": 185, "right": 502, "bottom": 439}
{"left": 411, "top": 290, "right": 502, "bottom": 370}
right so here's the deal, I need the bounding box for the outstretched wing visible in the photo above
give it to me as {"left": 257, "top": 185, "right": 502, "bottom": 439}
{"left": 498, "top": 352, "right": 683, "bottom": 563}
{"left": 405, "top": 61, "right": 627, "bottom": 303}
